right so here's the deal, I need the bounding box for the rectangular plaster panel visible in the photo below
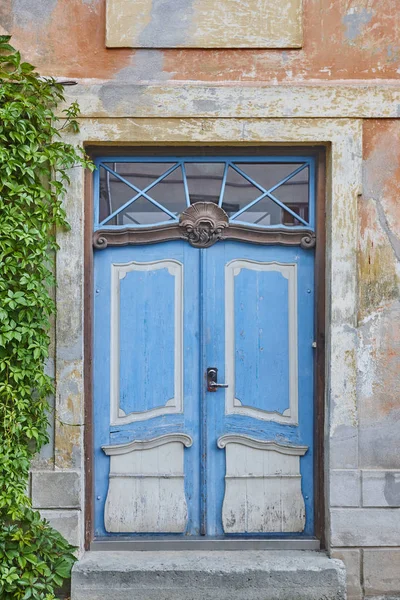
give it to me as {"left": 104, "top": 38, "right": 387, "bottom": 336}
{"left": 106, "top": 0, "right": 303, "bottom": 48}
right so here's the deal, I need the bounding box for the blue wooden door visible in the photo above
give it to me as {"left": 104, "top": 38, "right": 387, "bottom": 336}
{"left": 202, "top": 242, "right": 314, "bottom": 536}
{"left": 94, "top": 241, "right": 202, "bottom": 536}
{"left": 93, "top": 240, "right": 314, "bottom": 537}
{"left": 93, "top": 155, "right": 316, "bottom": 539}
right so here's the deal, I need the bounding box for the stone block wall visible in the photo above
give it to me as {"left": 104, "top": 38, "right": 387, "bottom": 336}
{"left": 29, "top": 471, "right": 82, "bottom": 548}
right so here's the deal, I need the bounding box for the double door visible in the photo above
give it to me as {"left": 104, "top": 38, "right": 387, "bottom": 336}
{"left": 93, "top": 239, "right": 314, "bottom": 537}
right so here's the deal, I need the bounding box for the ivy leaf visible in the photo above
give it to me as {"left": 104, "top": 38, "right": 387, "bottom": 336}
{"left": 0, "top": 34, "right": 90, "bottom": 600}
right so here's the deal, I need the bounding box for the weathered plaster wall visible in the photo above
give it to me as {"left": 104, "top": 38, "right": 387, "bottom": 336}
{"left": 1, "top": 2, "right": 400, "bottom": 599}
{"left": 359, "top": 121, "right": 400, "bottom": 471}
{"left": 1, "top": 0, "right": 400, "bottom": 82}
{"left": 331, "top": 119, "right": 400, "bottom": 600}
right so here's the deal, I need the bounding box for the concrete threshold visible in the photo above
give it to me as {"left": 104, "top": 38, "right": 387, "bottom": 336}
{"left": 90, "top": 537, "right": 321, "bottom": 551}
{"left": 71, "top": 550, "right": 346, "bottom": 600}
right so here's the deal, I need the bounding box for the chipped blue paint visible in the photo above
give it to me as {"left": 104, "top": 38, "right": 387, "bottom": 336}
{"left": 119, "top": 266, "right": 175, "bottom": 415}
{"left": 234, "top": 268, "right": 290, "bottom": 414}
{"left": 94, "top": 241, "right": 201, "bottom": 537}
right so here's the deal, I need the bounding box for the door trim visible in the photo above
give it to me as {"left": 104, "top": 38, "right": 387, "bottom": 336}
{"left": 84, "top": 146, "right": 326, "bottom": 549}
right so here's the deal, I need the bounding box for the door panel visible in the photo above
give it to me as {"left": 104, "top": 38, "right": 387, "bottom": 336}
{"left": 94, "top": 241, "right": 201, "bottom": 536}
{"left": 112, "top": 259, "right": 183, "bottom": 423}
{"left": 218, "top": 436, "right": 307, "bottom": 534}
{"left": 94, "top": 240, "right": 315, "bottom": 538}
{"left": 226, "top": 259, "right": 297, "bottom": 423}
{"left": 203, "top": 242, "right": 314, "bottom": 536}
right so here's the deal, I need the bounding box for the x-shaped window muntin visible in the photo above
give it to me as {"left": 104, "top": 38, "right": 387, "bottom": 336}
{"left": 96, "top": 158, "right": 314, "bottom": 230}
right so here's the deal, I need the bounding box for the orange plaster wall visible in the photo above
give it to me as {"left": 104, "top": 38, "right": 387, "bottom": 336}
{"left": 1, "top": 0, "right": 400, "bottom": 82}
{"left": 358, "top": 120, "right": 400, "bottom": 468}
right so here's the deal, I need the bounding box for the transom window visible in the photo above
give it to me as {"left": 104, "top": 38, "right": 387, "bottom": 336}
{"left": 94, "top": 157, "right": 315, "bottom": 230}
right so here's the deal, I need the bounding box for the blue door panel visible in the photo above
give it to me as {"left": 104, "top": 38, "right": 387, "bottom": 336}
{"left": 94, "top": 241, "right": 201, "bottom": 536}
{"left": 202, "top": 242, "right": 315, "bottom": 536}
{"left": 119, "top": 267, "right": 175, "bottom": 415}
{"left": 234, "top": 268, "right": 290, "bottom": 414}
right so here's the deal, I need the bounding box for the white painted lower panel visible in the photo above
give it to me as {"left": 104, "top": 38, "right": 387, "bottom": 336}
{"left": 102, "top": 434, "right": 192, "bottom": 533}
{"left": 218, "top": 435, "right": 307, "bottom": 534}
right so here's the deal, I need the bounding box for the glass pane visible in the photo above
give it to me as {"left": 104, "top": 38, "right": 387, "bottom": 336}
{"left": 147, "top": 167, "right": 186, "bottom": 216}
{"left": 237, "top": 196, "right": 302, "bottom": 227}
{"left": 97, "top": 160, "right": 311, "bottom": 228}
{"left": 186, "top": 163, "right": 225, "bottom": 204}
{"left": 222, "top": 166, "right": 262, "bottom": 216}
{"left": 105, "top": 162, "right": 176, "bottom": 192}
{"left": 99, "top": 162, "right": 180, "bottom": 224}
{"left": 115, "top": 197, "right": 173, "bottom": 226}
{"left": 273, "top": 166, "right": 309, "bottom": 224}
{"left": 99, "top": 166, "right": 136, "bottom": 223}
{"left": 234, "top": 163, "right": 305, "bottom": 193}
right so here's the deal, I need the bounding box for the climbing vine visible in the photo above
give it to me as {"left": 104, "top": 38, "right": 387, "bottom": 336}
{"left": 0, "top": 36, "right": 93, "bottom": 599}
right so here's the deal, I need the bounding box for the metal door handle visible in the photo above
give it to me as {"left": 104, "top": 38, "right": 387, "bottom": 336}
{"left": 207, "top": 367, "right": 228, "bottom": 392}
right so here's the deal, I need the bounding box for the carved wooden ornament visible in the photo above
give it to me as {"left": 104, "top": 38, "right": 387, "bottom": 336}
{"left": 179, "top": 202, "right": 229, "bottom": 248}
{"left": 93, "top": 202, "right": 316, "bottom": 250}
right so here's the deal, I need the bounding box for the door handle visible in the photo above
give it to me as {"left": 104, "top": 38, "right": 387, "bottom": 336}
{"left": 207, "top": 367, "right": 229, "bottom": 392}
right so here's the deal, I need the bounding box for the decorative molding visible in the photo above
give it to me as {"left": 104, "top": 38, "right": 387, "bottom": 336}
{"left": 178, "top": 202, "right": 229, "bottom": 248}
{"left": 93, "top": 223, "right": 316, "bottom": 250}
{"left": 299, "top": 231, "right": 316, "bottom": 249}
{"left": 102, "top": 433, "right": 193, "bottom": 456}
{"left": 110, "top": 259, "right": 183, "bottom": 425}
{"left": 93, "top": 224, "right": 182, "bottom": 249}
{"left": 223, "top": 225, "right": 316, "bottom": 248}
{"left": 102, "top": 433, "right": 192, "bottom": 533}
{"left": 217, "top": 434, "right": 308, "bottom": 456}
{"left": 225, "top": 259, "right": 299, "bottom": 424}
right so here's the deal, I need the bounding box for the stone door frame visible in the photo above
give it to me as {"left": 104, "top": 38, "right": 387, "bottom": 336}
{"left": 56, "top": 116, "right": 361, "bottom": 551}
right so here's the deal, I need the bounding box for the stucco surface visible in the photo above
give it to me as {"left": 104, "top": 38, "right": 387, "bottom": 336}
{"left": 358, "top": 120, "right": 400, "bottom": 470}
{"left": 0, "top": 0, "right": 400, "bottom": 81}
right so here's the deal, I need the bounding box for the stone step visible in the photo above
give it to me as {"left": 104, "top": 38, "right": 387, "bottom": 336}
{"left": 71, "top": 550, "right": 346, "bottom": 600}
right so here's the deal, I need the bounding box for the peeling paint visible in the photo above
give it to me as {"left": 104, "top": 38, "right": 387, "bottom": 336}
{"left": 342, "top": 8, "right": 374, "bottom": 42}
{"left": 139, "top": 0, "right": 194, "bottom": 47}
{"left": 3, "top": 0, "right": 400, "bottom": 80}
{"left": 12, "top": 0, "right": 58, "bottom": 28}
{"left": 107, "top": 0, "right": 303, "bottom": 48}
{"left": 357, "top": 120, "right": 400, "bottom": 474}
{"left": 114, "top": 51, "right": 172, "bottom": 83}
{"left": 57, "top": 84, "right": 400, "bottom": 120}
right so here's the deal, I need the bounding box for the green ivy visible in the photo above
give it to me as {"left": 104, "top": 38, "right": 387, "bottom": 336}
{"left": 0, "top": 36, "right": 93, "bottom": 599}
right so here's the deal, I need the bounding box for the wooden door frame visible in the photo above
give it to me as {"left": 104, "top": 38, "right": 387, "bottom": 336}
{"left": 83, "top": 145, "right": 326, "bottom": 549}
